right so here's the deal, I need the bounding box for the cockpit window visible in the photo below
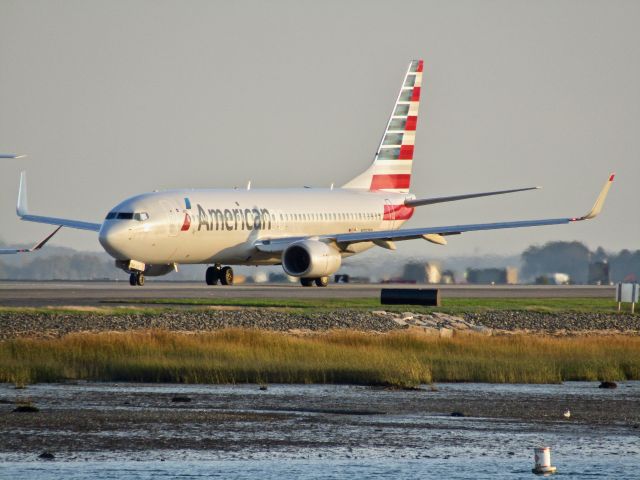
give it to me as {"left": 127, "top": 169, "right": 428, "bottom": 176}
{"left": 134, "top": 212, "right": 149, "bottom": 221}
{"left": 116, "top": 212, "right": 134, "bottom": 220}
{"left": 105, "top": 212, "right": 116, "bottom": 220}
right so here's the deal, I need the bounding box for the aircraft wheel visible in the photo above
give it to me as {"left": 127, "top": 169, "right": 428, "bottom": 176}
{"left": 205, "top": 266, "right": 220, "bottom": 285}
{"left": 300, "top": 278, "right": 314, "bottom": 287}
{"left": 220, "top": 266, "right": 234, "bottom": 286}
{"left": 129, "top": 273, "right": 137, "bottom": 286}
{"left": 136, "top": 273, "right": 145, "bottom": 286}
{"left": 314, "top": 276, "right": 329, "bottom": 287}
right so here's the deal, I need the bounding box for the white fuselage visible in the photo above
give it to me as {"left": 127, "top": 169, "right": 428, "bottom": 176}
{"left": 98, "top": 188, "right": 414, "bottom": 266}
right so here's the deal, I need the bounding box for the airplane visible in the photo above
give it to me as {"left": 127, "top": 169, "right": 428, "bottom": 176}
{"left": 1, "top": 59, "right": 614, "bottom": 287}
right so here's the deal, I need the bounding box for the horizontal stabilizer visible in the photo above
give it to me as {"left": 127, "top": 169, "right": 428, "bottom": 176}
{"left": 405, "top": 186, "right": 539, "bottom": 208}
{"left": 0, "top": 226, "right": 62, "bottom": 254}
{"left": 0, "top": 153, "right": 26, "bottom": 159}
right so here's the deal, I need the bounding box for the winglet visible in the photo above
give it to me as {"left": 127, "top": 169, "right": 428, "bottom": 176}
{"left": 17, "top": 171, "right": 28, "bottom": 217}
{"left": 571, "top": 173, "right": 615, "bottom": 221}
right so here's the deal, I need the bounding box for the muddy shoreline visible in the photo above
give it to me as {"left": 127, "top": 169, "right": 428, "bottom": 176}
{"left": 0, "top": 382, "right": 638, "bottom": 460}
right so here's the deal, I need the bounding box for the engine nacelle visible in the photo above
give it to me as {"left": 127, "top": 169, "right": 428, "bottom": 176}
{"left": 282, "top": 240, "right": 342, "bottom": 278}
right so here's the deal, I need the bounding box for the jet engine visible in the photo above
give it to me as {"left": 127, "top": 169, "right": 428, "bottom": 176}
{"left": 282, "top": 240, "right": 342, "bottom": 278}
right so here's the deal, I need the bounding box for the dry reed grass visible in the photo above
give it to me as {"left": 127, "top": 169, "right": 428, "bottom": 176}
{"left": 0, "top": 329, "right": 638, "bottom": 387}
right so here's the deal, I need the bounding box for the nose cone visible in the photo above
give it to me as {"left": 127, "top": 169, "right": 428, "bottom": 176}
{"left": 99, "top": 222, "right": 131, "bottom": 259}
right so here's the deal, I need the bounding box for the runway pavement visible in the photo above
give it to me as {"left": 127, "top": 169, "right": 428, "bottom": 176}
{"left": 0, "top": 281, "right": 615, "bottom": 307}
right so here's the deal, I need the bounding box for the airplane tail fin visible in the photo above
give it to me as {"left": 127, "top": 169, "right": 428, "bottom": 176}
{"left": 342, "top": 59, "right": 423, "bottom": 193}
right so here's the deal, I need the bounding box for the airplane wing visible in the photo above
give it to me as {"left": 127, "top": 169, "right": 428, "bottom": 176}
{"left": 0, "top": 154, "right": 26, "bottom": 159}
{"left": 255, "top": 173, "right": 614, "bottom": 253}
{"left": 16, "top": 171, "right": 101, "bottom": 232}
{"left": 0, "top": 226, "right": 62, "bottom": 254}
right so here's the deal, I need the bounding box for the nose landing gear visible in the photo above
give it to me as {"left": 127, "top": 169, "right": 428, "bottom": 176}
{"left": 205, "top": 265, "right": 234, "bottom": 286}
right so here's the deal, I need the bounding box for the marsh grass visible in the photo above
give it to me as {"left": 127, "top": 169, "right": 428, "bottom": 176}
{"left": 0, "top": 329, "right": 638, "bottom": 387}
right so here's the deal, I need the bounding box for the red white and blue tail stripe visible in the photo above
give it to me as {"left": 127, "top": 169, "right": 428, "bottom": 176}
{"left": 343, "top": 59, "right": 423, "bottom": 193}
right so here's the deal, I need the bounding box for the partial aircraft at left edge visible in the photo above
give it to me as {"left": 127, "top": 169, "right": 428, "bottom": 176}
{"left": 1, "top": 60, "right": 615, "bottom": 286}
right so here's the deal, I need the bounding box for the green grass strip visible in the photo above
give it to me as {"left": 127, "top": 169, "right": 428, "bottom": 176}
{"left": 101, "top": 297, "right": 627, "bottom": 314}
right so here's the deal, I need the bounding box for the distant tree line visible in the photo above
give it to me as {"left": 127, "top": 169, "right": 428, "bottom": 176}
{"left": 0, "top": 253, "right": 120, "bottom": 280}
{"left": 522, "top": 241, "right": 639, "bottom": 284}
{"left": 0, "top": 238, "right": 638, "bottom": 283}
{"left": 0, "top": 239, "right": 205, "bottom": 281}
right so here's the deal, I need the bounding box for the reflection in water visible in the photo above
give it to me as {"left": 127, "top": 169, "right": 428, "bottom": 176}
{"left": 2, "top": 458, "right": 640, "bottom": 480}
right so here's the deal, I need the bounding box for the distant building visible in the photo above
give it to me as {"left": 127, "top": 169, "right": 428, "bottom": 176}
{"left": 402, "top": 262, "right": 442, "bottom": 284}
{"left": 268, "top": 272, "right": 298, "bottom": 283}
{"left": 588, "top": 261, "right": 610, "bottom": 285}
{"left": 552, "top": 273, "right": 570, "bottom": 285}
{"left": 535, "top": 273, "right": 570, "bottom": 285}
{"left": 440, "top": 270, "right": 456, "bottom": 284}
{"left": 466, "top": 267, "right": 518, "bottom": 285}
{"left": 253, "top": 270, "right": 269, "bottom": 283}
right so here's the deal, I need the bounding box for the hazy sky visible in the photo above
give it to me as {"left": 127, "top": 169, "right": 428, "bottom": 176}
{"left": 1, "top": 0, "right": 638, "bottom": 257}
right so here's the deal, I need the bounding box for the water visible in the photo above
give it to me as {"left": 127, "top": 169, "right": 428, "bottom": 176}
{"left": 3, "top": 457, "right": 639, "bottom": 479}
{"left": 1, "top": 382, "right": 639, "bottom": 479}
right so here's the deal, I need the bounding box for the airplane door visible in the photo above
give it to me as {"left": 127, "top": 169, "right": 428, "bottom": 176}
{"left": 162, "top": 201, "right": 180, "bottom": 237}
{"left": 384, "top": 199, "right": 395, "bottom": 230}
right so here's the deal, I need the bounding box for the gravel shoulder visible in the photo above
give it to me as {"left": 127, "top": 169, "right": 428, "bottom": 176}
{"left": 0, "top": 308, "right": 638, "bottom": 339}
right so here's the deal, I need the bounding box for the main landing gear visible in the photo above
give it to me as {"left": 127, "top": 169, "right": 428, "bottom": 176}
{"left": 205, "top": 265, "right": 234, "bottom": 286}
{"left": 129, "top": 272, "right": 145, "bottom": 286}
{"left": 300, "top": 276, "right": 329, "bottom": 287}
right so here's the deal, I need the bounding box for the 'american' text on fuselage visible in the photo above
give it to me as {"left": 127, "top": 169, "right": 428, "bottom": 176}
{"left": 196, "top": 204, "right": 272, "bottom": 231}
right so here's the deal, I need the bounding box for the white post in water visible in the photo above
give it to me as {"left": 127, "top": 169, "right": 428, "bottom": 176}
{"left": 532, "top": 446, "right": 557, "bottom": 475}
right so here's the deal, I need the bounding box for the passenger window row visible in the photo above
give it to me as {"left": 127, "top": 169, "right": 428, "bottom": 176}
{"left": 277, "top": 212, "right": 381, "bottom": 222}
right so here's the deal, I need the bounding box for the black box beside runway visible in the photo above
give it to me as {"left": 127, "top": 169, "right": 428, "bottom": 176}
{"left": 380, "top": 288, "right": 441, "bottom": 306}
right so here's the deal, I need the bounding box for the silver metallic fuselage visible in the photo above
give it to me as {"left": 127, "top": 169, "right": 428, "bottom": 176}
{"left": 98, "top": 188, "right": 412, "bottom": 266}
